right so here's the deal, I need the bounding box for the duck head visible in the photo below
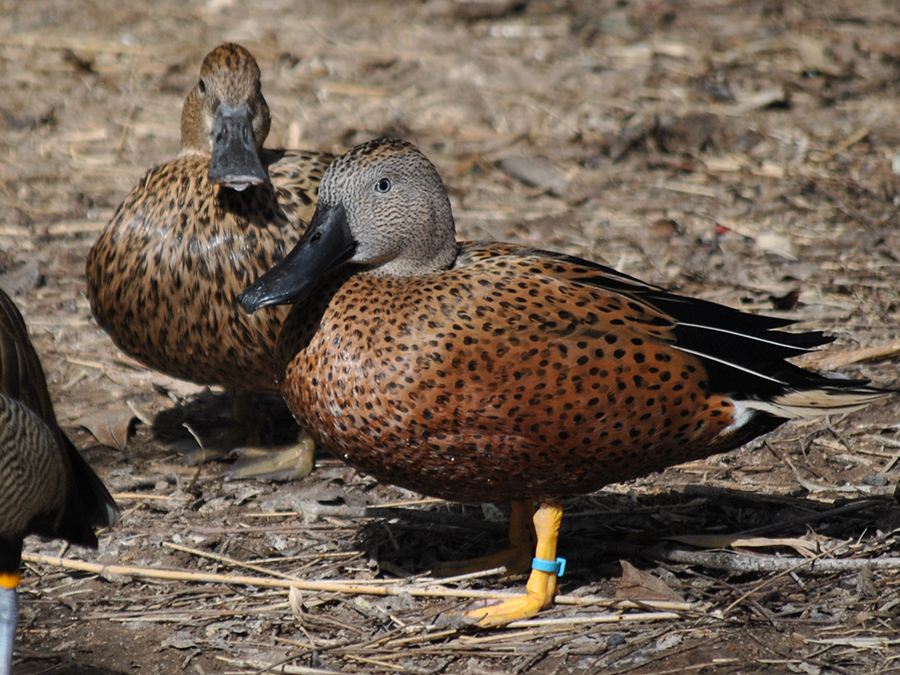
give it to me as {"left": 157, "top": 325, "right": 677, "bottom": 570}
{"left": 240, "top": 138, "right": 459, "bottom": 312}
{"left": 180, "top": 43, "right": 271, "bottom": 190}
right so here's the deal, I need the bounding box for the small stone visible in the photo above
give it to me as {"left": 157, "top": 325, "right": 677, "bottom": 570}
{"left": 608, "top": 632, "right": 626, "bottom": 647}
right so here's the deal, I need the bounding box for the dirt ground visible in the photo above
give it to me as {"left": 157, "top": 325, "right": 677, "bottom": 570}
{"left": 2, "top": 0, "right": 900, "bottom": 673}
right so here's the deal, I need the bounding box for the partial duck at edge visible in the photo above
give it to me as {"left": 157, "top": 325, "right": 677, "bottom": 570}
{"left": 0, "top": 288, "right": 118, "bottom": 674}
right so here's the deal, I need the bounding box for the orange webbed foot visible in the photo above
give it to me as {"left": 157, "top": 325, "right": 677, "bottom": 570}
{"left": 183, "top": 393, "right": 316, "bottom": 481}
{"left": 432, "top": 501, "right": 535, "bottom": 577}
{"left": 226, "top": 429, "right": 316, "bottom": 481}
{"left": 463, "top": 502, "right": 564, "bottom": 627}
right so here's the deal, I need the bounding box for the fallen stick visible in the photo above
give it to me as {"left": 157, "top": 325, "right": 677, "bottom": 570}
{"left": 797, "top": 337, "right": 900, "bottom": 370}
{"left": 22, "top": 552, "right": 695, "bottom": 612}
{"left": 162, "top": 541, "right": 301, "bottom": 580}
{"left": 506, "top": 612, "right": 684, "bottom": 628}
{"left": 215, "top": 656, "right": 336, "bottom": 675}
{"left": 664, "top": 549, "right": 900, "bottom": 573}
{"left": 809, "top": 126, "right": 871, "bottom": 164}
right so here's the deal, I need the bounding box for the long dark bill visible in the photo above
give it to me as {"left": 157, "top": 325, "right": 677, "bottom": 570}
{"left": 208, "top": 101, "right": 268, "bottom": 190}
{"left": 239, "top": 202, "right": 355, "bottom": 313}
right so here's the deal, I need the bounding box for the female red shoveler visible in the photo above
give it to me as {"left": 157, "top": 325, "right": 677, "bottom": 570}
{"left": 87, "top": 43, "right": 332, "bottom": 479}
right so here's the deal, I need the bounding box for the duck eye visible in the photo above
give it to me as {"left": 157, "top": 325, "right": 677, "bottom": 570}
{"left": 198, "top": 78, "right": 207, "bottom": 95}
{"left": 374, "top": 178, "right": 391, "bottom": 193}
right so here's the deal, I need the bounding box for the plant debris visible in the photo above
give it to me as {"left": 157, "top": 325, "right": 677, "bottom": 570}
{"left": 3, "top": 0, "right": 900, "bottom": 673}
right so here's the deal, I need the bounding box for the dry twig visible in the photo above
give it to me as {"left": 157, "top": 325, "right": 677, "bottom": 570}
{"left": 23, "top": 552, "right": 698, "bottom": 614}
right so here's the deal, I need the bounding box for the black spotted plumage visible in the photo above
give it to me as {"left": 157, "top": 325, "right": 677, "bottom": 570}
{"left": 240, "top": 138, "right": 889, "bottom": 626}
{"left": 86, "top": 44, "right": 330, "bottom": 480}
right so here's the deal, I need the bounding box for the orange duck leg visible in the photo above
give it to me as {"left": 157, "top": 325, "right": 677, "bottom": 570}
{"left": 433, "top": 500, "right": 536, "bottom": 578}
{"left": 464, "top": 502, "right": 563, "bottom": 627}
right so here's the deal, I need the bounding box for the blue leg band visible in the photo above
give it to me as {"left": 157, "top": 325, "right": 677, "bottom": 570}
{"left": 531, "top": 557, "right": 566, "bottom": 577}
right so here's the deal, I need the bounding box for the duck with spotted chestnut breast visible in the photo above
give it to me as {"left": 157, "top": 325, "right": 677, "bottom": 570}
{"left": 87, "top": 43, "right": 333, "bottom": 479}
{"left": 239, "top": 138, "right": 889, "bottom": 627}
{"left": 0, "top": 289, "right": 119, "bottom": 673}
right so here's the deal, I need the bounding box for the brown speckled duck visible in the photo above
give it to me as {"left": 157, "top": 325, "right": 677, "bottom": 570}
{"left": 0, "top": 289, "right": 119, "bottom": 670}
{"left": 86, "top": 43, "right": 333, "bottom": 479}
{"left": 239, "top": 138, "right": 888, "bottom": 626}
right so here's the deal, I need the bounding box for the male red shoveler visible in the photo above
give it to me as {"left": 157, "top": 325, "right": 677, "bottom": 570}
{"left": 240, "top": 138, "right": 888, "bottom": 626}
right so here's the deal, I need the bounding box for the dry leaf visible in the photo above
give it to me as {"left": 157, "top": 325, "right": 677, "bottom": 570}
{"left": 754, "top": 232, "right": 796, "bottom": 260}
{"left": 668, "top": 534, "right": 818, "bottom": 558}
{"left": 797, "top": 337, "right": 900, "bottom": 371}
{"left": 732, "top": 87, "right": 788, "bottom": 113}
{"left": 288, "top": 586, "right": 304, "bottom": 616}
{"left": 150, "top": 375, "right": 209, "bottom": 399}
{"left": 78, "top": 407, "right": 136, "bottom": 450}
{"left": 794, "top": 35, "right": 845, "bottom": 77}
{"left": 498, "top": 155, "right": 569, "bottom": 196}
{"left": 160, "top": 630, "right": 198, "bottom": 650}
{"left": 614, "top": 560, "right": 683, "bottom": 602}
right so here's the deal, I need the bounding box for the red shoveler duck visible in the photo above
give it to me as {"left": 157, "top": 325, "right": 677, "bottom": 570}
{"left": 86, "top": 43, "right": 333, "bottom": 479}
{"left": 239, "top": 138, "right": 888, "bottom": 627}
{"left": 0, "top": 289, "right": 119, "bottom": 670}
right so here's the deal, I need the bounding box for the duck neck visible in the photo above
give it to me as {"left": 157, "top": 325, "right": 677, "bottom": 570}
{"left": 368, "top": 240, "right": 460, "bottom": 278}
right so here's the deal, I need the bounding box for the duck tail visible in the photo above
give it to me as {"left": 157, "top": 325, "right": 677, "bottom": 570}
{"left": 738, "top": 380, "right": 890, "bottom": 420}
{"left": 57, "top": 434, "right": 120, "bottom": 548}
